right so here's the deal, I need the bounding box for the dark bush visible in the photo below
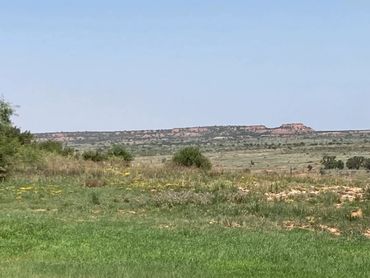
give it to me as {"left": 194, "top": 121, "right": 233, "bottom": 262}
{"left": 108, "top": 144, "right": 134, "bottom": 162}
{"left": 38, "top": 140, "right": 75, "bottom": 156}
{"left": 364, "top": 158, "right": 370, "bottom": 170}
{"left": 320, "top": 155, "right": 344, "bottom": 170}
{"left": 346, "top": 156, "right": 365, "bottom": 170}
{"left": 336, "top": 160, "right": 344, "bottom": 170}
{"left": 82, "top": 149, "right": 108, "bottom": 162}
{"left": 172, "top": 147, "right": 212, "bottom": 170}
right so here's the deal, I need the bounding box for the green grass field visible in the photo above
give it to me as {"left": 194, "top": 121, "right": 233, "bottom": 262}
{"left": 2, "top": 215, "right": 370, "bottom": 278}
{"left": 1, "top": 164, "right": 370, "bottom": 277}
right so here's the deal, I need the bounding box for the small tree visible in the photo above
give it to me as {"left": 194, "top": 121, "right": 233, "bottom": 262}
{"left": 321, "top": 155, "right": 337, "bottom": 169}
{"left": 346, "top": 156, "right": 365, "bottom": 170}
{"left": 172, "top": 147, "right": 212, "bottom": 170}
{"left": 0, "top": 98, "right": 33, "bottom": 177}
{"left": 321, "top": 155, "right": 344, "bottom": 170}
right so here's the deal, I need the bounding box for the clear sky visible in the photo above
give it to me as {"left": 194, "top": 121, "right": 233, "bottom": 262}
{"left": 1, "top": 0, "right": 370, "bottom": 132}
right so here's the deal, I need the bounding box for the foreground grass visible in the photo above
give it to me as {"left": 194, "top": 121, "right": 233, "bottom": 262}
{"left": 1, "top": 168, "right": 370, "bottom": 277}
{"left": 1, "top": 214, "right": 370, "bottom": 278}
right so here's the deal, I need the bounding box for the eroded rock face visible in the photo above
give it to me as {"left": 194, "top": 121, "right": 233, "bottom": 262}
{"left": 271, "top": 123, "right": 315, "bottom": 135}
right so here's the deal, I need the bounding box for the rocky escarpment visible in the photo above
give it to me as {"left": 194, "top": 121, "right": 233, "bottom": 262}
{"left": 271, "top": 123, "right": 314, "bottom": 135}
{"left": 34, "top": 123, "right": 316, "bottom": 146}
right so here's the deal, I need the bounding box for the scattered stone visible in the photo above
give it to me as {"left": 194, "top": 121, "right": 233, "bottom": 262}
{"left": 282, "top": 220, "right": 312, "bottom": 231}
{"left": 265, "top": 185, "right": 364, "bottom": 203}
{"left": 319, "top": 225, "right": 341, "bottom": 236}
{"left": 238, "top": 187, "right": 250, "bottom": 193}
{"left": 363, "top": 229, "right": 370, "bottom": 238}
{"left": 32, "top": 209, "right": 47, "bottom": 212}
{"left": 350, "top": 209, "right": 363, "bottom": 220}
{"left": 305, "top": 216, "right": 316, "bottom": 224}
{"left": 223, "top": 220, "right": 241, "bottom": 228}
{"left": 159, "top": 224, "right": 171, "bottom": 229}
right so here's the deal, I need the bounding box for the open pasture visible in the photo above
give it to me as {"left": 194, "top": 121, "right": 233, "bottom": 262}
{"left": 1, "top": 156, "right": 370, "bottom": 277}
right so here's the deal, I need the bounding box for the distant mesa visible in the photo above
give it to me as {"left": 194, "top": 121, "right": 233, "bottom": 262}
{"left": 34, "top": 122, "right": 317, "bottom": 146}
{"left": 272, "top": 123, "right": 315, "bottom": 135}
{"left": 32, "top": 123, "right": 370, "bottom": 152}
{"left": 169, "top": 123, "right": 314, "bottom": 137}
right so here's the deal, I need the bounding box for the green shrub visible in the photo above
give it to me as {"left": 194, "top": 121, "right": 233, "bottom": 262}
{"left": 109, "top": 144, "right": 134, "bottom": 162}
{"left": 320, "top": 155, "right": 343, "bottom": 170}
{"left": 346, "top": 156, "right": 365, "bottom": 170}
{"left": 172, "top": 147, "right": 212, "bottom": 170}
{"left": 38, "top": 140, "right": 75, "bottom": 156}
{"left": 0, "top": 135, "right": 19, "bottom": 168}
{"left": 336, "top": 160, "right": 344, "bottom": 170}
{"left": 82, "top": 149, "right": 108, "bottom": 162}
{"left": 364, "top": 158, "right": 370, "bottom": 170}
{"left": 0, "top": 98, "right": 14, "bottom": 128}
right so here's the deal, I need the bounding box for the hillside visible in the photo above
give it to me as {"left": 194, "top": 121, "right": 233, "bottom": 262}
{"left": 34, "top": 123, "right": 370, "bottom": 155}
{"left": 35, "top": 123, "right": 313, "bottom": 144}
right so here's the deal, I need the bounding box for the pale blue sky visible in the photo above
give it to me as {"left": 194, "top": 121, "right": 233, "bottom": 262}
{"left": 1, "top": 0, "right": 370, "bottom": 132}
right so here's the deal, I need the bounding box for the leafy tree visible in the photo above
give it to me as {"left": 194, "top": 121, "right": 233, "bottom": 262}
{"left": 0, "top": 97, "right": 14, "bottom": 128}
{"left": 172, "top": 147, "right": 212, "bottom": 170}
{"left": 0, "top": 97, "right": 35, "bottom": 179}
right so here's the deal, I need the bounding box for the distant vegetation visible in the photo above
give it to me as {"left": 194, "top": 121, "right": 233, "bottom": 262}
{"left": 82, "top": 149, "right": 108, "bottom": 162}
{"left": 108, "top": 144, "right": 134, "bottom": 162}
{"left": 0, "top": 98, "right": 136, "bottom": 178}
{"left": 172, "top": 147, "right": 212, "bottom": 170}
{"left": 346, "top": 156, "right": 370, "bottom": 170}
{"left": 320, "top": 155, "right": 370, "bottom": 171}
{"left": 37, "top": 140, "right": 75, "bottom": 156}
{"left": 82, "top": 145, "right": 134, "bottom": 163}
{"left": 320, "top": 155, "right": 344, "bottom": 170}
